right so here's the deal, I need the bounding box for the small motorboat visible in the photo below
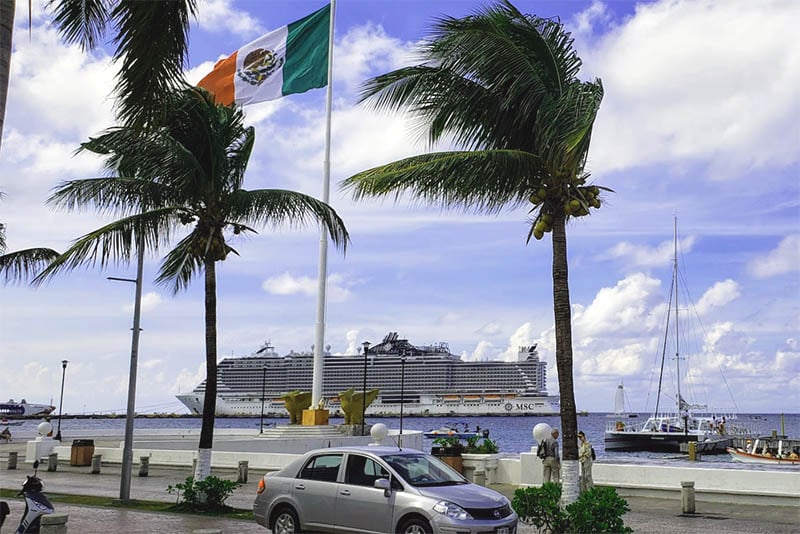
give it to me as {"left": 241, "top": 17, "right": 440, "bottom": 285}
{"left": 727, "top": 435, "right": 800, "bottom": 466}
{"left": 0, "top": 419, "right": 24, "bottom": 426}
{"left": 424, "top": 425, "right": 489, "bottom": 440}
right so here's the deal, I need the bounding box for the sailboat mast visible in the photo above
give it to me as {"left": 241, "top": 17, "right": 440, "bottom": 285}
{"left": 674, "top": 217, "right": 681, "bottom": 414}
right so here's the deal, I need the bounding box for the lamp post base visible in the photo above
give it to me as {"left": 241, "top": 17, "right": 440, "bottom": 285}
{"left": 302, "top": 409, "right": 329, "bottom": 426}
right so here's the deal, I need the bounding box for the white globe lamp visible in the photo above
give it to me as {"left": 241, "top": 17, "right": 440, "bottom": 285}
{"left": 533, "top": 422, "right": 552, "bottom": 444}
{"left": 370, "top": 423, "right": 388, "bottom": 445}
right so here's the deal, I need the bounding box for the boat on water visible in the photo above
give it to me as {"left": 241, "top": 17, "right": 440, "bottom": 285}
{"left": 0, "top": 399, "right": 56, "bottom": 418}
{"left": 604, "top": 220, "right": 754, "bottom": 453}
{"left": 0, "top": 419, "right": 24, "bottom": 426}
{"left": 177, "top": 332, "right": 560, "bottom": 417}
{"left": 727, "top": 435, "right": 800, "bottom": 466}
{"left": 423, "top": 425, "right": 490, "bottom": 439}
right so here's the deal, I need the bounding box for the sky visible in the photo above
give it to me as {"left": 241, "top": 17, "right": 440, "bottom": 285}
{"left": 1, "top": 0, "right": 798, "bottom": 416}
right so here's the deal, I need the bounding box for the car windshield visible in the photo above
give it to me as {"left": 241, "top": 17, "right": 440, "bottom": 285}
{"left": 383, "top": 454, "right": 467, "bottom": 487}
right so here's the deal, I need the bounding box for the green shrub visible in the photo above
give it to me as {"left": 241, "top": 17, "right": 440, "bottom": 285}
{"left": 511, "top": 483, "right": 632, "bottom": 533}
{"left": 167, "top": 475, "right": 241, "bottom": 512}
{"left": 566, "top": 487, "right": 633, "bottom": 533}
{"left": 464, "top": 435, "right": 499, "bottom": 454}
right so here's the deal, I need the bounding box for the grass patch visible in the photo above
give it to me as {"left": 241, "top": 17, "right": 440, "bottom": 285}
{"left": 0, "top": 489, "right": 253, "bottom": 520}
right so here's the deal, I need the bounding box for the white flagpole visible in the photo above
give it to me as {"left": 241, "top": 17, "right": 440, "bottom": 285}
{"left": 311, "top": 0, "right": 336, "bottom": 410}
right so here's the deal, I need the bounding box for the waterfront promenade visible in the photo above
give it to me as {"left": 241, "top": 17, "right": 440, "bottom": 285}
{"left": 1, "top": 443, "right": 798, "bottom": 533}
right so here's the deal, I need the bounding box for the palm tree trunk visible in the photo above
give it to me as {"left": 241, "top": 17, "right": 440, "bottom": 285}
{"left": 551, "top": 212, "right": 579, "bottom": 505}
{"left": 195, "top": 257, "right": 218, "bottom": 481}
{"left": 0, "top": 0, "right": 15, "bottom": 153}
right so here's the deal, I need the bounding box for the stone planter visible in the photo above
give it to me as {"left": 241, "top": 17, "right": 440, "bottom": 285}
{"left": 461, "top": 453, "right": 499, "bottom": 485}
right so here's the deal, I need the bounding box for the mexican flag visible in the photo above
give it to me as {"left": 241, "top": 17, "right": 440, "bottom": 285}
{"left": 198, "top": 4, "right": 330, "bottom": 106}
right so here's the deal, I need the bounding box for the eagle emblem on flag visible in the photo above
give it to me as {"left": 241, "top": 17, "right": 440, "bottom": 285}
{"left": 237, "top": 48, "right": 284, "bottom": 86}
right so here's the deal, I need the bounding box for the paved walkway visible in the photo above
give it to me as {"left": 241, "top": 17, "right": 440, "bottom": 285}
{"left": 1, "top": 455, "right": 797, "bottom": 533}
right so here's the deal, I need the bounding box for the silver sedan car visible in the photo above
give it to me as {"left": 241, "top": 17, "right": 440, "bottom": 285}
{"left": 253, "top": 446, "right": 517, "bottom": 534}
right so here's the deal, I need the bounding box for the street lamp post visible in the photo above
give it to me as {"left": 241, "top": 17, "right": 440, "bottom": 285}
{"left": 260, "top": 367, "right": 267, "bottom": 434}
{"left": 361, "top": 341, "right": 370, "bottom": 436}
{"left": 55, "top": 360, "right": 68, "bottom": 441}
{"left": 399, "top": 351, "right": 406, "bottom": 447}
{"left": 108, "top": 235, "right": 145, "bottom": 503}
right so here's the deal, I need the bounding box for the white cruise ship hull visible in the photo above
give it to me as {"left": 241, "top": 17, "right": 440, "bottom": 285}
{"left": 177, "top": 333, "right": 558, "bottom": 417}
{"left": 177, "top": 392, "right": 560, "bottom": 417}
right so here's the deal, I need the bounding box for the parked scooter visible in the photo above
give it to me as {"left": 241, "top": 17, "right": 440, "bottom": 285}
{"left": 10, "top": 460, "right": 54, "bottom": 533}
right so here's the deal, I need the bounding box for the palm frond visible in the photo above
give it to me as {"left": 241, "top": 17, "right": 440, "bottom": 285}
{"left": 110, "top": 0, "right": 197, "bottom": 129}
{"left": 47, "top": 176, "right": 175, "bottom": 216}
{"left": 31, "top": 207, "right": 179, "bottom": 286}
{"left": 0, "top": 247, "right": 60, "bottom": 284}
{"left": 47, "top": 0, "right": 110, "bottom": 51}
{"left": 226, "top": 189, "right": 350, "bottom": 251}
{"left": 341, "top": 149, "right": 546, "bottom": 213}
{"left": 154, "top": 232, "right": 202, "bottom": 294}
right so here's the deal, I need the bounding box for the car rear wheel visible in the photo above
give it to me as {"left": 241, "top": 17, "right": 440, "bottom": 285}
{"left": 398, "top": 517, "right": 432, "bottom": 534}
{"left": 272, "top": 506, "right": 300, "bottom": 534}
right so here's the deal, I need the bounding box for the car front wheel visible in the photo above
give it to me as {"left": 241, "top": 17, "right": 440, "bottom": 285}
{"left": 272, "top": 506, "right": 300, "bottom": 534}
{"left": 398, "top": 517, "right": 432, "bottom": 534}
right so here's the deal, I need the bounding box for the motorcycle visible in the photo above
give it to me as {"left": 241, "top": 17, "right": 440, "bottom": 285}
{"left": 3, "top": 460, "right": 55, "bottom": 533}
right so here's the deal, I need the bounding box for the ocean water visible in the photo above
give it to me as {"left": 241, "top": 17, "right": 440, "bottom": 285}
{"left": 7, "top": 412, "right": 798, "bottom": 469}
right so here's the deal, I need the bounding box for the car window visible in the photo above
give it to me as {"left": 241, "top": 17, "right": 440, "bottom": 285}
{"left": 384, "top": 453, "right": 467, "bottom": 487}
{"left": 345, "top": 455, "right": 390, "bottom": 486}
{"left": 299, "top": 454, "right": 343, "bottom": 482}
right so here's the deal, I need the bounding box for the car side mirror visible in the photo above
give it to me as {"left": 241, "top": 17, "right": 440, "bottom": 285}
{"left": 374, "top": 477, "right": 391, "bottom": 497}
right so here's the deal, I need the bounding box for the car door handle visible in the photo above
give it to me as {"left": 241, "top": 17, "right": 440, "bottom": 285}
{"left": 339, "top": 489, "right": 351, "bottom": 496}
{"left": 295, "top": 484, "right": 305, "bottom": 490}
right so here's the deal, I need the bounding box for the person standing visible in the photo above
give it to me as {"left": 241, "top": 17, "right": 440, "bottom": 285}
{"left": 577, "top": 431, "right": 594, "bottom": 493}
{"left": 542, "top": 428, "right": 561, "bottom": 483}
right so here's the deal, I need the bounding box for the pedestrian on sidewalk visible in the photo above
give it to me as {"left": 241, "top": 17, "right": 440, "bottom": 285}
{"left": 577, "top": 430, "right": 594, "bottom": 493}
{"left": 542, "top": 428, "right": 560, "bottom": 483}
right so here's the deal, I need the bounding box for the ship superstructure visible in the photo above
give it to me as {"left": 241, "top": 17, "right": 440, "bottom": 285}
{"left": 177, "top": 332, "right": 559, "bottom": 416}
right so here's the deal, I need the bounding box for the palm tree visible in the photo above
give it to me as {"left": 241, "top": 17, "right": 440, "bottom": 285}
{"left": 0, "top": 190, "right": 61, "bottom": 282}
{"left": 48, "top": 0, "right": 197, "bottom": 130}
{"left": 341, "top": 0, "right": 605, "bottom": 504}
{"left": 0, "top": 0, "right": 15, "bottom": 152}
{"left": 34, "top": 88, "right": 349, "bottom": 479}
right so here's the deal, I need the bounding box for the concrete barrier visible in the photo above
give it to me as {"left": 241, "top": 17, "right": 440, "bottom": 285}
{"left": 91, "top": 454, "right": 102, "bottom": 474}
{"left": 238, "top": 460, "right": 248, "bottom": 483}
{"left": 138, "top": 456, "right": 149, "bottom": 477}
{"left": 40, "top": 512, "right": 68, "bottom": 534}
{"left": 47, "top": 452, "right": 58, "bottom": 472}
{"left": 7, "top": 451, "right": 17, "bottom": 470}
{"left": 682, "top": 481, "right": 696, "bottom": 514}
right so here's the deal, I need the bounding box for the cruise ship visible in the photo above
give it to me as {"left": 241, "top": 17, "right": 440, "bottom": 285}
{"left": 177, "top": 332, "right": 560, "bottom": 417}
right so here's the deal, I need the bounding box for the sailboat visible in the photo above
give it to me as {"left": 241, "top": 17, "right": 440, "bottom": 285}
{"left": 604, "top": 219, "right": 753, "bottom": 453}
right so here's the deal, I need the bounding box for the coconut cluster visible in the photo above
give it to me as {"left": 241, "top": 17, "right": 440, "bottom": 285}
{"left": 528, "top": 185, "right": 603, "bottom": 240}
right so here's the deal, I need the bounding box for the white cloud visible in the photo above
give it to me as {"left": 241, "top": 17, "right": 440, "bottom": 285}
{"left": 586, "top": 0, "right": 800, "bottom": 176}
{"left": 572, "top": 1, "right": 610, "bottom": 36}
{"left": 602, "top": 236, "right": 696, "bottom": 268}
{"left": 192, "top": 0, "right": 265, "bottom": 37}
{"left": 122, "top": 292, "right": 163, "bottom": 314}
{"left": 261, "top": 272, "right": 352, "bottom": 302}
{"left": 748, "top": 234, "right": 800, "bottom": 278}
{"left": 694, "top": 279, "right": 740, "bottom": 316}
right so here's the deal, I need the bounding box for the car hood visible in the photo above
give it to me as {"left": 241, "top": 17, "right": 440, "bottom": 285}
{"left": 416, "top": 483, "right": 508, "bottom": 508}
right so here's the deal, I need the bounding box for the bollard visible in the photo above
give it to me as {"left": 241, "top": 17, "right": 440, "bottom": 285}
{"left": 238, "top": 460, "right": 249, "bottom": 484}
{"left": 687, "top": 441, "right": 696, "bottom": 461}
{"left": 40, "top": 512, "right": 68, "bottom": 534}
{"left": 47, "top": 452, "right": 58, "bottom": 472}
{"left": 681, "top": 481, "right": 695, "bottom": 514}
{"left": 91, "top": 454, "right": 102, "bottom": 474}
{"left": 7, "top": 451, "right": 18, "bottom": 470}
{"left": 138, "top": 456, "right": 150, "bottom": 477}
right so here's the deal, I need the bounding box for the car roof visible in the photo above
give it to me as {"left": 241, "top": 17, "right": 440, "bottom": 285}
{"left": 304, "top": 446, "right": 425, "bottom": 458}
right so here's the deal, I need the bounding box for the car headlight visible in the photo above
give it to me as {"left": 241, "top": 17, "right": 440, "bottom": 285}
{"left": 432, "top": 500, "right": 473, "bottom": 521}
